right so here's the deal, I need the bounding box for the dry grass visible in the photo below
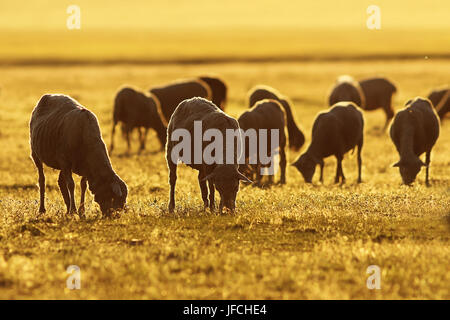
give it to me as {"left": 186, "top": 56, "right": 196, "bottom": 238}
{"left": 0, "top": 60, "right": 449, "bottom": 299}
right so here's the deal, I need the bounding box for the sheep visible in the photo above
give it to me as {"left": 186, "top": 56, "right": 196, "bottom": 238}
{"left": 248, "top": 85, "right": 305, "bottom": 151}
{"left": 110, "top": 86, "right": 167, "bottom": 154}
{"left": 199, "top": 76, "right": 227, "bottom": 110}
{"left": 238, "top": 99, "right": 287, "bottom": 185}
{"left": 30, "top": 94, "right": 128, "bottom": 218}
{"left": 166, "top": 97, "right": 251, "bottom": 213}
{"left": 328, "top": 75, "right": 365, "bottom": 108}
{"left": 292, "top": 102, "right": 364, "bottom": 184}
{"left": 390, "top": 97, "right": 440, "bottom": 186}
{"left": 427, "top": 87, "right": 449, "bottom": 121}
{"left": 359, "top": 77, "right": 397, "bottom": 130}
{"left": 150, "top": 79, "right": 211, "bottom": 123}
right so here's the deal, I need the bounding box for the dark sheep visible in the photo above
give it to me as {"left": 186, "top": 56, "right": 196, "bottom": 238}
{"left": 30, "top": 94, "right": 128, "bottom": 217}
{"left": 238, "top": 99, "right": 287, "bottom": 185}
{"left": 248, "top": 85, "right": 305, "bottom": 151}
{"left": 292, "top": 102, "right": 364, "bottom": 184}
{"left": 166, "top": 97, "right": 250, "bottom": 213}
{"left": 110, "top": 86, "right": 167, "bottom": 154}
{"left": 150, "top": 79, "right": 211, "bottom": 123}
{"left": 328, "top": 75, "right": 365, "bottom": 108}
{"left": 199, "top": 76, "right": 227, "bottom": 110}
{"left": 427, "top": 87, "right": 449, "bottom": 121}
{"left": 359, "top": 77, "right": 397, "bottom": 130}
{"left": 390, "top": 97, "right": 440, "bottom": 185}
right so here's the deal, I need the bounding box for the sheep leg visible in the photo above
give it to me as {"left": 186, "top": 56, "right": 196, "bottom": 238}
{"left": 279, "top": 146, "right": 286, "bottom": 184}
{"left": 425, "top": 151, "right": 431, "bottom": 186}
{"left": 208, "top": 180, "right": 215, "bottom": 211}
{"left": 383, "top": 106, "right": 394, "bottom": 131}
{"left": 57, "top": 171, "right": 70, "bottom": 214}
{"left": 32, "top": 154, "right": 46, "bottom": 214}
{"left": 125, "top": 126, "right": 131, "bottom": 154}
{"left": 256, "top": 163, "right": 262, "bottom": 186}
{"left": 334, "top": 158, "right": 340, "bottom": 183}
{"left": 109, "top": 121, "right": 117, "bottom": 154}
{"left": 219, "top": 198, "right": 224, "bottom": 215}
{"left": 62, "top": 169, "right": 77, "bottom": 214}
{"left": 168, "top": 163, "right": 177, "bottom": 213}
{"left": 137, "top": 128, "right": 143, "bottom": 153}
{"left": 198, "top": 171, "right": 209, "bottom": 210}
{"left": 339, "top": 160, "right": 346, "bottom": 183}
{"left": 335, "top": 156, "right": 345, "bottom": 184}
{"left": 140, "top": 128, "right": 149, "bottom": 152}
{"left": 79, "top": 176, "right": 87, "bottom": 218}
{"left": 268, "top": 172, "right": 274, "bottom": 185}
{"left": 319, "top": 163, "right": 324, "bottom": 183}
{"left": 357, "top": 139, "right": 363, "bottom": 183}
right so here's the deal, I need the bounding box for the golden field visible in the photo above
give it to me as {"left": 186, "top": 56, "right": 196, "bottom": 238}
{"left": 0, "top": 60, "right": 449, "bottom": 299}
{"left": 0, "top": 0, "right": 449, "bottom": 299}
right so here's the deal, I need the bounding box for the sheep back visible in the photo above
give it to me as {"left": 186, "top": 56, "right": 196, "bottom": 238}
{"left": 150, "top": 80, "right": 211, "bottom": 123}
{"left": 359, "top": 77, "right": 397, "bottom": 111}
{"left": 239, "top": 99, "right": 286, "bottom": 135}
{"left": 199, "top": 76, "right": 227, "bottom": 110}
{"left": 427, "top": 87, "right": 449, "bottom": 120}
{"left": 248, "top": 85, "right": 304, "bottom": 150}
{"left": 166, "top": 97, "right": 239, "bottom": 169}
{"left": 390, "top": 97, "right": 440, "bottom": 158}
{"left": 328, "top": 76, "right": 365, "bottom": 108}
{"left": 311, "top": 102, "right": 364, "bottom": 158}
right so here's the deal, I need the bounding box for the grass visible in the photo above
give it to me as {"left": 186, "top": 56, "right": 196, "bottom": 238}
{"left": 0, "top": 59, "right": 449, "bottom": 299}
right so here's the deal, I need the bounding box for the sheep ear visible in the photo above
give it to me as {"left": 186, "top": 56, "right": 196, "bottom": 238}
{"left": 201, "top": 172, "right": 215, "bottom": 182}
{"left": 111, "top": 182, "right": 122, "bottom": 197}
{"left": 237, "top": 172, "right": 252, "bottom": 183}
{"left": 392, "top": 161, "right": 401, "bottom": 167}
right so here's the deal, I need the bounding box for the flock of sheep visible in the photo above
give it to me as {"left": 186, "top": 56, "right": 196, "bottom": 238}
{"left": 29, "top": 75, "right": 448, "bottom": 217}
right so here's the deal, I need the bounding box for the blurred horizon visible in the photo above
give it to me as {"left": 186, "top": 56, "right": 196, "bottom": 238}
{"left": 0, "top": 0, "right": 449, "bottom": 63}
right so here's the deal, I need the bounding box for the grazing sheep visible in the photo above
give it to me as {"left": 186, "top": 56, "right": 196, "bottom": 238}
{"left": 166, "top": 97, "right": 250, "bottom": 213}
{"left": 248, "top": 85, "right": 305, "bottom": 151}
{"left": 328, "top": 75, "right": 365, "bottom": 108}
{"left": 359, "top": 77, "right": 397, "bottom": 130}
{"left": 199, "top": 76, "right": 227, "bottom": 110}
{"left": 110, "top": 86, "right": 167, "bottom": 154}
{"left": 238, "top": 99, "right": 287, "bottom": 185}
{"left": 150, "top": 79, "right": 211, "bottom": 123}
{"left": 30, "top": 94, "right": 128, "bottom": 217}
{"left": 427, "top": 87, "right": 449, "bottom": 121}
{"left": 292, "top": 102, "right": 364, "bottom": 184}
{"left": 390, "top": 97, "right": 440, "bottom": 185}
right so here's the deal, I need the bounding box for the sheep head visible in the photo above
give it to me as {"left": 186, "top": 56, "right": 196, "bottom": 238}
{"left": 393, "top": 158, "right": 426, "bottom": 185}
{"left": 292, "top": 153, "right": 320, "bottom": 183}
{"left": 238, "top": 163, "right": 255, "bottom": 184}
{"left": 202, "top": 165, "right": 251, "bottom": 213}
{"left": 94, "top": 176, "right": 128, "bottom": 216}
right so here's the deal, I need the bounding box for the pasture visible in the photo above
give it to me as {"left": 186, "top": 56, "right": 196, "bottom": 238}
{"left": 0, "top": 60, "right": 449, "bottom": 299}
